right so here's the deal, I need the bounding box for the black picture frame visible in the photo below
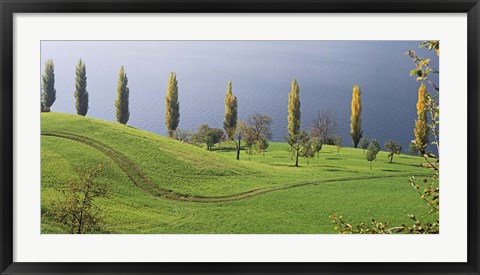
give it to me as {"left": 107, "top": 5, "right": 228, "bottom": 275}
{"left": 1, "top": 0, "right": 479, "bottom": 274}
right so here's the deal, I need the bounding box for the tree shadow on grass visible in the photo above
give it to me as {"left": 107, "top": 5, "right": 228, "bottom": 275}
{"left": 270, "top": 163, "right": 309, "bottom": 168}
{"left": 382, "top": 169, "right": 401, "bottom": 172}
{"left": 389, "top": 162, "right": 423, "bottom": 168}
{"left": 209, "top": 147, "right": 238, "bottom": 152}
{"left": 323, "top": 165, "right": 342, "bottom": 169}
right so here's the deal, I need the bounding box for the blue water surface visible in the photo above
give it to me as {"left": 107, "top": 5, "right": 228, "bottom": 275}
{"left": 41, "top": 40, "right": 439, "bottom": 152}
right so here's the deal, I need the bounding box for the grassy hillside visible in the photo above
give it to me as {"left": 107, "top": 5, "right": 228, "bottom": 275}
{"left": 41, "top": 112, "right": 437, "bottom": 233}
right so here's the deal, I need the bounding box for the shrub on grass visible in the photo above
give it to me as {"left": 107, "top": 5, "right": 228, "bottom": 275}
{"left": 48, "top": 164, "right": 109, "bottom": 234}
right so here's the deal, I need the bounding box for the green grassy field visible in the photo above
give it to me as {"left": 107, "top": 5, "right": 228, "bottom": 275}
{"left": 41, "top": 112, "right": 437, "bottom": 233}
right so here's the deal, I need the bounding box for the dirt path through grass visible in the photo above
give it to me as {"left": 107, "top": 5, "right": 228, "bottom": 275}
{"left": 42, "top": 131, "right": 431, "bottom": 203}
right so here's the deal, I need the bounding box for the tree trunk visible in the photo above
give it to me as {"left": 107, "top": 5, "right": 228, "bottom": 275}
{"left": 295, "top": 150, "right": 299, "bottom": 167}
{"left": 390, "top": 154, "right": 394, "bottom": 163}
{"left": 236, "top": 139, "right": 241, "bottom": 160}
{"left": 370, "top": 161, "right": 372, "bottom": 170}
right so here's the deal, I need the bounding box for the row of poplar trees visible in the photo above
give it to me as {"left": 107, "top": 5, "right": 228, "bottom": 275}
{"left": 115, "top": 67, "right": 180, "bottom": 135}
{"left": 40, "top": 60, "right": 181, "bottom": 137}
{"left": 287, "top": 80, "right": 364, "bottom": 166}
{"left": 42, "top": 59, "right": 428, "bottom": 158}
{"left": 41, "top": 59, "right": 89, "bottom": 115}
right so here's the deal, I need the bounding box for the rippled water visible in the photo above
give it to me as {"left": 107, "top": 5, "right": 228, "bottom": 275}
{"left": 41, "top": 41, "right": 439, "bottom": 152}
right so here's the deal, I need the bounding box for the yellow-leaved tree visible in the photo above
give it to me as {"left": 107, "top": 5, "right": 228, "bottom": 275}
{"left": 414, "top": 82, "right": 429, "bottom": 155}
{"left": 223, "top": 80, "right": 238, "bottom": 139}
{"left": 350, "top": 85, "right": 363, "bottom": 148}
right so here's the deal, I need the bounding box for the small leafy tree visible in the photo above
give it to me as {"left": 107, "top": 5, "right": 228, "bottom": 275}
{"left": 384, "top": 140, "right": 402, "bottom": 163}
{"left": 299, "top": 139, "right": 315, "bottom": 165}
{"left": 248, "top": 113, "right": 272, "bottom": 142}
{"left": 173, "top": 129, "right": 192, "bottom": 143}
{"left": 41, "top": 59, "right": 56, "bottom": 112}
{"left": 49, "top": 164, "right": 109, "bottom": 234}
{"left": 333, "top": 135, "right": 342, "bottom": 154}
{"left": 311, "top": 137, "right": 323, "bottom": 158}
{"left": 365, "top": 139, "right": 381, "bottom": 170}
{"left": 74, "top": 59, "right": 88, "bottom": 116}
{"left": 191, "top": 128, "right": 206, "bottom": 147}
{"left": 115, "top": 66, "right": 130, "bottom": 125}
{"left": 310, "top": 110, "right": 337, "bottom": 144}
{"left": 165, "top": 72, "right": 180, "bottom": 137}
{"left": 256, "top": 137, "right": 269, "bottom": 157}
{"left": 205, "top": 128, "right": 224, "bottom": 150}
{"left": 359, "top": 137, "right": 370, "bottom": 152}
{"left": 287, "top": 130, "right": 309, "bottom": 167}
{"left": 194, "top": 125, "right": 223, "bottom": 150}
{"left": 243, "top": 127, "right": 257, "bottom": 160}
{"left": 233, "top": 121, "right": 248, "bottom": 160}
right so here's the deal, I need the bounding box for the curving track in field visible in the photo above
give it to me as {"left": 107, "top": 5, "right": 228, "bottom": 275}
{"left": 42, "top": 131, "right": 430, "bottom": 203}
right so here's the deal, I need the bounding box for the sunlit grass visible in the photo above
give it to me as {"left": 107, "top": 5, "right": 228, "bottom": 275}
{"left": 41, "top": 112, "right": 436, "bottom": 234}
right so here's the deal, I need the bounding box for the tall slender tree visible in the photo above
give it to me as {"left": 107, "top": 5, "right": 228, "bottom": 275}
{"left": 115, "top": 66, "right": 130, "bottom": 125}
{"left": 165, "top": 72, "right": 180, "bottom": 137}
{"left": 223, "top": 80, "right": 238, "bottom": 142}
{"left": 74, "top": 59, "right": 89, "bottom": 116}
{"left": 414, "top": 83, "right": 429, "bottom": 155}
{"left": 41, "top": 59, "right": 56, "bottom": 112}
{"left": 350, "top": 85, "right": 363, "bottom": 148}
{"left": 287, "top": 79, "right": 302, "bottom": 166}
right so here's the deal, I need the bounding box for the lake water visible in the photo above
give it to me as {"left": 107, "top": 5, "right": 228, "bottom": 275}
{"left": 41, "top": 41, "right": 439, "bottom": 153}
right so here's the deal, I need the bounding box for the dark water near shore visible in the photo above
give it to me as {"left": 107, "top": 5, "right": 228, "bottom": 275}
{"left": 41, "top": 41, "right": 438, "bottom": 152}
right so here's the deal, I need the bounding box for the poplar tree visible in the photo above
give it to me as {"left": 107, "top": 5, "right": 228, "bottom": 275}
{"left": 414, "top": 83, "right": 429, "bottom": 155}
{"left": 41, "top": 59, "right": 56, "bottom": 112}
{"left": 165, "top": 72, "right": 180, "bottom": 137}
{"left": 287, "top": 79, "right": 302, "bottom": 166}
{"left": 74, "top": 59, "right": 89, "bottom": 116}
{"left": 223, "top": 80, "right": 238, "bottom": 141}
{"left": 115, "top": 66, "right": 130, "bottom": 125}
{"left": 350, "top": 85, "right": 363, "bottom": 148}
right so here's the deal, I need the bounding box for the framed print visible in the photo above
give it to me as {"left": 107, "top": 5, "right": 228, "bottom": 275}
{"left": 1, "top": 0, "right": 479, "bottom": 274}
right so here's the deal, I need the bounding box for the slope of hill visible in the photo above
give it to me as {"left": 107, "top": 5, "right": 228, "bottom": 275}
{"left": 41, "top": 112, "right": 436, "bottom": 233}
